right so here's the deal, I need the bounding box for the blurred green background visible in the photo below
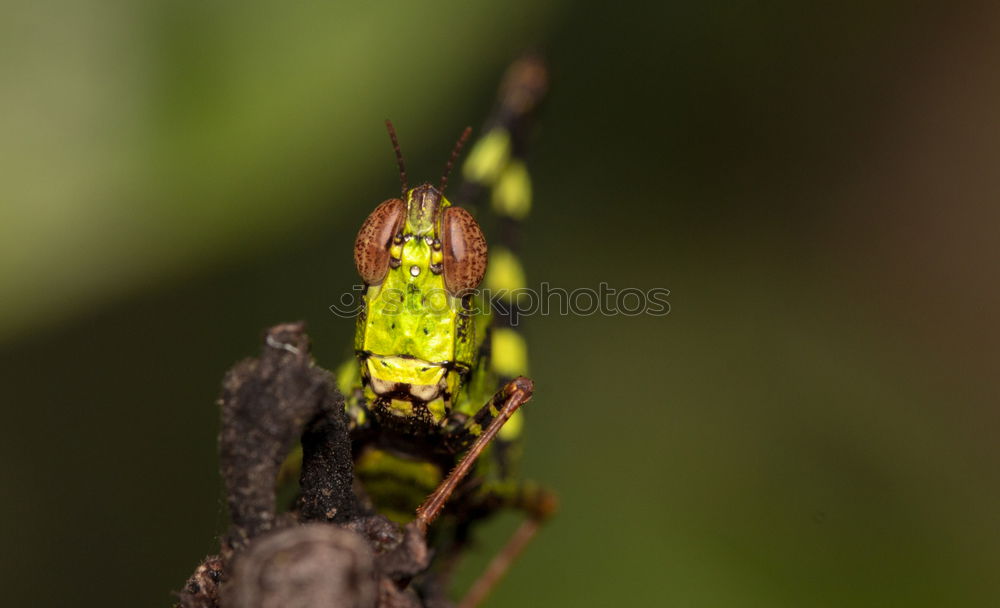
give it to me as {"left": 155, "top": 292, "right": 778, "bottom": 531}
{"left": 2, "top": 1, "right": 999, "bottom": 606}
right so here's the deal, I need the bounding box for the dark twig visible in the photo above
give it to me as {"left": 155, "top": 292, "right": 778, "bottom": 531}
{"left": 176, "top": 323, "right": 433, "bottom": 608}
{"left": 223, "top": 524, "right": 377, "bottom": 608}
{"left": 296, "top": 381, "right": 359, "bottom": 524}
{"left": 219, "top": 323, "right": 327, "bottom": 553}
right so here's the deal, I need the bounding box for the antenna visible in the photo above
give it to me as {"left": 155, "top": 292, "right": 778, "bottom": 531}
{"left": 385, "top": 120, "right": 407, "bottom": 197}
{"left": 439, "top": 126, "right": 472, "bottom": 193}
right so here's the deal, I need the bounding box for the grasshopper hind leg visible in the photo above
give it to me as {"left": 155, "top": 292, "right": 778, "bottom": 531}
{"left": 408, "top": 377, "right": 541, "bottom": 606}
{"left": 456, "top": 481, "right": 557, "bottom": 608}
{"left": 416, "top": 377, "right": 534, "bottom": 530}
{"left": 416, "top": 480, "right": 556, "bottom": 608}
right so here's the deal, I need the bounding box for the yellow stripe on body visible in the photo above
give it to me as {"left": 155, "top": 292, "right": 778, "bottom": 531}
{"left": 485, "top": 247, "right": 527, "bottom": 303}
{"left": 492, "top": 159, "right": 532, "bottom": 220}
{"left": 463, "top": 128, "right": 511, "bottom": 185}
{"left": 491, "top": 328, "right": 527, "bottom": 441}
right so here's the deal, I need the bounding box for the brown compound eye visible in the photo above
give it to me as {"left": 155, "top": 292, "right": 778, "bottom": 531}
{"left": 441, "top": 206, "right": 488, "bottom": 296}
{"left": 354, "top": 198, "right": 404, "bottom": 285}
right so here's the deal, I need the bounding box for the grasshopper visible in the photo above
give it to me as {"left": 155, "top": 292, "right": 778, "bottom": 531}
{"left": 339, "top": 56, "right": 555, "bottom": 606}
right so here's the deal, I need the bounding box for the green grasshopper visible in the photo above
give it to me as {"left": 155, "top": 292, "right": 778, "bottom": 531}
{"left": 338, "top": 56, "right": 555, "bottom": 606}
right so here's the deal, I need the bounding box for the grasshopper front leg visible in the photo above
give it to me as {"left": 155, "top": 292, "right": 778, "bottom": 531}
{"left": 413, "top": 377, "right": 534, "bottom": 532}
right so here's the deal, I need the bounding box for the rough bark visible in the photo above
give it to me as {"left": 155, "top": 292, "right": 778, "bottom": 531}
{"left": 175, "top": 323, "right": 432, "bottom": 608}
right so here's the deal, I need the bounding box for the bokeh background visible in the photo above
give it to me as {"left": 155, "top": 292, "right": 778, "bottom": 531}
{"left": 2, "top": 1, "right": 999, "bottom": 606}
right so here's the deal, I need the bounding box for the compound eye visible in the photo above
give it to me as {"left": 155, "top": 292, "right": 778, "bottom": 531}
{"left": 354, "top": 198, "right": 404, "bottom": 285}
{"left": 441, "top": 206, "right": 488, "bottom": 296}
